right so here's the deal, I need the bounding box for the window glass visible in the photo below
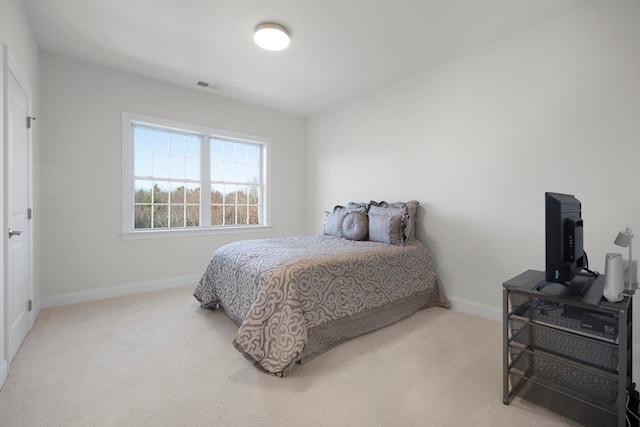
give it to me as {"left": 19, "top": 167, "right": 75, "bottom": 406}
{"left": 125, "top": 113, "right": 268, "bottom": 235}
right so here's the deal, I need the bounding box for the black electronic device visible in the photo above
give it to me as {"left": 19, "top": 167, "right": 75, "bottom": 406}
{"left": 579, "top": 311, "right": 617, "bottom": 337}
{"left": 541, "top": 192, "right": 593, "bottom": 296}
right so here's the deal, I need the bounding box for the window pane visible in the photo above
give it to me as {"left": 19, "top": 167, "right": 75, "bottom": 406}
{"left": 153, "top": 130, "right": 169, "bottom": 154}
{"left": 223, "top": 141, "right": 235, "bottom": 162}
{"left": 211, "top": 139, "right": 223, "bottom": 161}
{"left": 247, "top": 165, "right": 260, "bottom": 183}
{"left": 237, "top": 205, "right": 248, "bottom": 224}
{"left": 186, "top": 183, "right": 200, "bottom": 204}
{"left": 211, "top": 161, "right": 223, "bottom": 181}
{"left": 153, "top": 154, "right": 170, "bottom": 178}
{"left": 135, "top": 205, "right": 152, "bottom": 229}
{"left": 170, "top": 133, "right": 185, "bottom": 156}
{"left": 154, "top": 182, "right": 169, "bottom": 203}
{"left": 236, "top": 144, "right": 248, "bottom": 163}
{"left": 134, "top": 152, "right": 153, "bottom": 177}
{"left": 211, "top": 205, "right": 223, "bottom": 225}
{"left": 249, "top": 206, "right": 259, "bottom": 224}
{"left": 153, "top": 205, "right": 168, "bottom": 228}
{"left": 225, "top": 185, "right": 237, "bottom": 204}
{"left": 134, "top": 127, "right": 152, "bottom": 152}
{"left": 169, "top": 157, "right": 185, "bottom": 180}
{"left": 134, "top": 180, "right": 153, "bottom": 203}
{"left": 170, "top": 205, "right": 185, "bottom": 227}
{"left": 224, "top": 205, "right": 236, "bottom": 225}
{"left": 186, "top": 136, "right": 199, "bottom": 157}
{"left": 247, "top": 144, "right": 259, "bottom": 164}
{"left": 185, "top": 158, "right": 199, "bottom": 180}
{"left": 170, "top": 184, "right": 184, "bottom": 204}
{"left": 224, "top": 163, "right": 236, "bottom": 182}
{"left": 236, "top": 164, "right": 247, "bottom": 182}
{"left": 248, "top": 185, "right": 259, "bottom": 204}
{"left": 186, "top": 205, "right": 199, "bottom": 226}
{"left": 211, "top": 186, "right": 223, "bottom": 204}
{"left": 237, "top": 187, "right": 248, "bottom": 204}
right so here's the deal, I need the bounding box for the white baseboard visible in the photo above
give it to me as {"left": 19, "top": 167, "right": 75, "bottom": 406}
{"left": 447, "top": 295, "right": 502, "bottom": 322}
{"left": 0, "top": 359, "right": 7, "bottom": 391}
{"left": 40, "top": 274, "right": 201, "bottom": 309}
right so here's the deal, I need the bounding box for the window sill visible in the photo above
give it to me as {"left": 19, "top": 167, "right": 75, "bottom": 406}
{"left": 121, "top": 225, "right": 272, "bottom": 240}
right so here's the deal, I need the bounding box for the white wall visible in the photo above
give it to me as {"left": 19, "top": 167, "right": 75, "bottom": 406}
{"left": 0, "top": 0, "right": 40, "bottom": 387}
{"left": 39, "top": 52, "right": 307, "bottom": 304}
{"left": 307, "top": 1, "right": 640, "bottom": 319}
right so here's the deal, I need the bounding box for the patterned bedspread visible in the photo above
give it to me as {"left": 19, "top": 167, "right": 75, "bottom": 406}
{"left": 194, "top": 235, "right": 449, "bottom": 376}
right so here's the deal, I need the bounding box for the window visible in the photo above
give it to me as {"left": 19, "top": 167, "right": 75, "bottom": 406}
{"left": 122, "top": 112, "right": 270, "bottom": 239}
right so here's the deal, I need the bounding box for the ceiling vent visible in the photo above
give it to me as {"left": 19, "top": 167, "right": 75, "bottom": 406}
{"left": 195, "top": 80, "right": 220, "bottom": 90}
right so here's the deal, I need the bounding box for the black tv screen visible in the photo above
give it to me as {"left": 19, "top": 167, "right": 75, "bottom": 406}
{"left": 545, "top": 192, "right": 585, "bottom": 283}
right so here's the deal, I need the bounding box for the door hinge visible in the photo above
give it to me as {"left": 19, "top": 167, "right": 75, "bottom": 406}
{"left": 28, "top": 208, "right": 32, "bottom": 220}
{"left": 28, "top": 300, "right": 33, "bottom": 312}
{"left": 27, "top": 116, "right": 36, "bottom": 129}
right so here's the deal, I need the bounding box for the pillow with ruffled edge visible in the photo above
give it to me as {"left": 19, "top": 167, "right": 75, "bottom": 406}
{"left": 387, "top": 200, "right": 419, "bottom": 241}
{"left": 368, "top": 204, "right": 406, "bottom": 245}
{"left": 342, "top": 211, "right": 369, "bottom": 241}
{"left": 323, "top": 205, "right": 347, "bottom": 237}
{"left": 346, "top": 202, "right": 369, "bottom": 214}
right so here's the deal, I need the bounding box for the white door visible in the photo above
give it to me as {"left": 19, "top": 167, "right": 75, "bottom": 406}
{"left": 6, "top": 52, "right": 32, "bottom": 363}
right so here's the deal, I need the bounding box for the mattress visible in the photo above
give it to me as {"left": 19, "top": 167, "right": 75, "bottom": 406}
{"left": 194, "top": 235, "right": 449, "bottom": 376}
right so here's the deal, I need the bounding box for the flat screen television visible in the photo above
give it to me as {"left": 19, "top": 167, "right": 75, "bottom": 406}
{"left": 541, "top": 192, "right": 595, "bottom": 296}
{"left": 545, "top": 192, "right": 585, "bottom": 283}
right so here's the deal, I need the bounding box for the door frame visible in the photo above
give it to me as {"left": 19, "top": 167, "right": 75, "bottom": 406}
{"left": 3, "top": 45, "right": 35, "bottom": 376}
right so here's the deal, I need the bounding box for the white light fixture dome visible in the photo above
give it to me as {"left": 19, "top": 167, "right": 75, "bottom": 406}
{"left": 254, "top": 22, "right": 290, "bottom": 51}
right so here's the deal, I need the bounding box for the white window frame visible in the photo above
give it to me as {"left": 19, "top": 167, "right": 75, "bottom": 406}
{"left": 122, "top": 112, "right": 271, "bottom": 240}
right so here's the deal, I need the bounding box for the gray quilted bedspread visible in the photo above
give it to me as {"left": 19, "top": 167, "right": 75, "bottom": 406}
{"left": 194, "top": 235, "right": 448, "bottom": 376}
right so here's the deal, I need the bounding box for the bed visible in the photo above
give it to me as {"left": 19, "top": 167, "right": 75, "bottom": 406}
{"left": 194, "top": 201, "right": 449, "bottom": 376}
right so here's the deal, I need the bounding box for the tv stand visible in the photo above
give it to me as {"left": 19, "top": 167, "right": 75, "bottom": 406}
{"left": 503, "top": 270, "right": 633, "bottom": 427}
{"left": 535, "top": 273, "right": 596, "bottom": 297}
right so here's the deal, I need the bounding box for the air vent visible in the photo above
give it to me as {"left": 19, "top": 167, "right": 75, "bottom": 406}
{"left": 195, "top": 80, "right": 221, "bottom": 90}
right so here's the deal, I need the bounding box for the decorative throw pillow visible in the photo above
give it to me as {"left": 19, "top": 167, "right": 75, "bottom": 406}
{"left": 346, "top": 202, "right": 369, "bottom": 214}
{"left": 342, "top": 211, "right": 369, "bottom": 241}
{"left": 387, "top": 200, "right": 419, "bottom": 241}
{"left": 368, "top": 204, "right": 406, "bottom": 245}
{"left": 323, "top": 205, "right": 347, "bottom": 237}
{"left": 404, "top": 200, "right": 419, "bottom": 241}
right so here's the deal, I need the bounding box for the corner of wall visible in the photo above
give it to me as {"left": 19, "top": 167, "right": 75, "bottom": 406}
{"left": 0, "top": 359, "right": 7, "bottom": 390}
{"left": 447, "top": 295, "right": 502, "bottom": 322}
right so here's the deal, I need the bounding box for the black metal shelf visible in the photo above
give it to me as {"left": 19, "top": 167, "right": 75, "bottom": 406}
{"left": 503, "top": 270, "right": 632, "bottom": 427}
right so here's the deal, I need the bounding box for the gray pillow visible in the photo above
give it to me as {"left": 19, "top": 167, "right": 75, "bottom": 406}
{"left": 342, "top": 211, "right": 369, "bottom": 241}
{"left": 405, "top": 200, "right": 419, "bottom": 241}
{"left": 387, "top": 200, "right": 419, "bottom": 241}
{"left": 368, "top": 205, "right": 405, "bottom": 245}
{"left": 346, "top": 202, "right": 369, "bottom": 214}
{"left": 323, "top": 206, "right": 347, "bottom": 237}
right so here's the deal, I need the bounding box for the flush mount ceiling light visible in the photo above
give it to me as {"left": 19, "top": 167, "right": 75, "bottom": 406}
{"left": 254, "top": 22, "right": 290, "bottom": 51}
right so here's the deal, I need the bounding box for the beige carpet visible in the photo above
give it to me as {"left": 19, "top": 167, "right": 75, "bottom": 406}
{"left": 0, "top": 286, "right": 578, "bottom": 427}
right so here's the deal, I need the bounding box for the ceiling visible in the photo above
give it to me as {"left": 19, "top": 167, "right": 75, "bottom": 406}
{"left": 22, "top": 0, "right": 592, "bottom": 117}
